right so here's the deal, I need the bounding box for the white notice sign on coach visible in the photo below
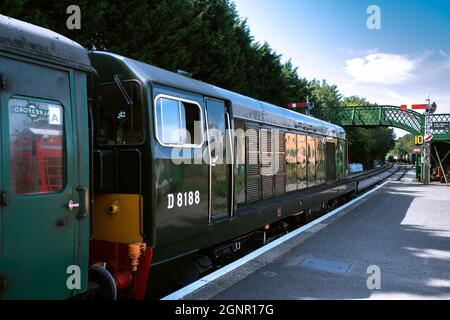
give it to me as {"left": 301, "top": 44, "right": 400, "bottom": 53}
{"left": 48, "top": 106, "right": 62, "bottom": 125}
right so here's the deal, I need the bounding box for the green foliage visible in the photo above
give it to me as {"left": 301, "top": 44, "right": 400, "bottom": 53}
{"left": 1, "top": 0, "right": 310, "bottom": 106}
{"left": 344, "top": 95, "right": 372, "bottom": 107}
{"left": 388, "top": 134, "right": 415, "bottom": 157}
{"left": 1, "top": 0, "right": 395, "bottom": 167}
{"left": 310, "top": 80, "right": 343, "bottom": 110}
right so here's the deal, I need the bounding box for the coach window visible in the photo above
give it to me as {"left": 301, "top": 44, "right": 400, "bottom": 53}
{"left": 297, "top": 134, "right": 307, "bottom": 190}
{"left": 285, "top": 133, "right": 297, "bottom": 192}
{"left": 155, "top": 95, "right": 204, "bottom": 147}
{"left": 8, "top": 98, "right": 65, "bottom": 195}
{"left": 96, "top": 81, "right": 144, "bottom": 145}
{"left": 235, "top": 119, "right": 246, "bottom": 205}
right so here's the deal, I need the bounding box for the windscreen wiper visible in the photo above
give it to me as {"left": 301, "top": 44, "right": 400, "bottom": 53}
{"left": 113, "top": 74, "right": 133, "bottom": 106}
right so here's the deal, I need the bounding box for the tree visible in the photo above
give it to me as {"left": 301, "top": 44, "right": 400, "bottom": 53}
{"left": 281, "top": 60, "right": 310, "bottom": 105}
{"left": 313, "top": 80, "right": 342, "bottom": 108}
{"left": 1, "top": 0, "right": 311, "bottom": 107}
{"left": 388, "top": 134, "right": 415, "bottom": 157}
{"left": 2, "top": 0, "right": 394, "bottom": 168}
{"left": 344, "top": 95, "right": 370, "bottom": 107}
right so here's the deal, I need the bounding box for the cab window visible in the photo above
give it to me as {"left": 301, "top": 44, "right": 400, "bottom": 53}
{"left": 95, "top": 81, "right": 144, "bottom": 145}
{"left": 154, "top": 95, "right": 204, "bottom": 147}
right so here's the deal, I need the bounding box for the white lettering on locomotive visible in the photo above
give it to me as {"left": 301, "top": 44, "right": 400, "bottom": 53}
{"left": 167, "top": 191, "right": 200, "bottom": 209}
{"left": 167, "top": 194, "right": 174, "bottom": 209}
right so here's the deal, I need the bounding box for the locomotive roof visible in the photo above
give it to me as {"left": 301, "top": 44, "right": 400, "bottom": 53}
{"left": 93, "top": 51, "right": 346, "bottom": 139}
{"left": 0, "top": 15, "right": 94, "bottom": 72}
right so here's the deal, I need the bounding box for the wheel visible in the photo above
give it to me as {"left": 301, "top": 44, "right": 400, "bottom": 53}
{"left": 88, "top": 266, "right": 117, "bottom": 300}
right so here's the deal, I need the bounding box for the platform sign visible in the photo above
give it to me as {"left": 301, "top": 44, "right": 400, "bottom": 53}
{"left": 415, "top": 135, "right": 424, "bottom": 145}
{"left": 431, "top": 122, "right": 450, "bottom": 131}
{"left": 412, "top": 146, "right": 421, "bottom": 154}
{"left": 48, "top": 106, "right": 62, "bottom": 125}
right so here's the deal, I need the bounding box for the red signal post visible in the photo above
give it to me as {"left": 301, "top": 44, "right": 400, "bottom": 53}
{"left": 400, "top": 104, "right": 428, "bottom": 111}
{"left": 287, "top": 102, "right": 308, "bottom": 109}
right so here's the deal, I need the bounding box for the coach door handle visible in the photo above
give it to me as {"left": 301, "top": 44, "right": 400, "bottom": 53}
{"left": 76, "top": 187, "right": 89, "bottom": 219}
{"left": 0, "top": 191, "right": 7, "bottom": 206}
{"left": 68, "top": 200, "right": 80, "bottom": 211}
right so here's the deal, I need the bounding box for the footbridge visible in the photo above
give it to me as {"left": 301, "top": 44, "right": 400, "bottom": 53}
{"left": 319, "top": 105, "right": 450, "bottom": 141}
{"left": 316, "top": 105, "right": 450, "bottom": 183}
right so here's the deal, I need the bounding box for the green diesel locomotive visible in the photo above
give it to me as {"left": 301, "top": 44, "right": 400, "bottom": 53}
{"left": 0, "top": 15, "right": 354, "bottom": 300}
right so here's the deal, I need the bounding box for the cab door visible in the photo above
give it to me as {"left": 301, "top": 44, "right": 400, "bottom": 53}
{"left": 0, "top": 56, "right": 79, "bottom": 299}
{"left": 205, "top": 98, "right": 233, "bottom": 222}
{"left": 0, "top": 70, "right": 4, "bottom": 295}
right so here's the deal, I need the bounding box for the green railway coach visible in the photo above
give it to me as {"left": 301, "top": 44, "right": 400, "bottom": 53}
{"left": 0, "top": 15, "right": 93, "bottom": 299}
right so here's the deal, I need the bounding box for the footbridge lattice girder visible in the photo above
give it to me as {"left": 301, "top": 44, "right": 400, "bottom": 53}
{"left": 321, "top": 106, "right": 450, "bottom": 141}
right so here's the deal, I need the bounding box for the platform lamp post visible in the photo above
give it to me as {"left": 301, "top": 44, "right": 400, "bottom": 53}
{"left": 423, "top": 93, "right": 434, "bottom": 185}
{"left": 423, "top": 122, "right": 431, "bottom": 185}
{"left": 401, "top": 96, "right": 435, "bottom": 184}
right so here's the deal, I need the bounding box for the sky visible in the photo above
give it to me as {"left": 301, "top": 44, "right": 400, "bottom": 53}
{"left": 233, "top": 0, "right": 450, "bottom": 137}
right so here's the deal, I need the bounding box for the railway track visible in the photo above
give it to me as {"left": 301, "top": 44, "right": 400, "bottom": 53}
{"left": 395, "top": 165, "right": 416, "bottom": 182}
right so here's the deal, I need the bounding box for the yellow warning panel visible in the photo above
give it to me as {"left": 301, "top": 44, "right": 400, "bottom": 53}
{"left": 92, "top": 193, "right": 143, "bottom": 244}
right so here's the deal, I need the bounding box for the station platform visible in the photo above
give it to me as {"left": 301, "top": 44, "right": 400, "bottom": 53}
{"left": 181, "top": 172, "right": 450, "bottom": 300}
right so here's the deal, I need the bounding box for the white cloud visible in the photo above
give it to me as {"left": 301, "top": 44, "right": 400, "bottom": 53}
{"left": 384, "top": 89, "right": 422, "bottom": 105}
{"left": 415, "top": 48, "right": 435, "bottom": 61}
{"left": 344, "top": 53, "right": 418, "bottom": 84}
{"left": 337, "top": 48, "right": 378, "bottom": 56}
{"left": 344, "top": 50, "right": 434, "bottom": 85}
{"left": 440, "top": 50, "right": 450, "bottom": 68}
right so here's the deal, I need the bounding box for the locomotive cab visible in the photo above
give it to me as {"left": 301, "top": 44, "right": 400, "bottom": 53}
{"left": 88, "top": 51, "right": 236, "bottom": 298}
{"left": 88, "top": 52, "right": 153, "bottom": 299}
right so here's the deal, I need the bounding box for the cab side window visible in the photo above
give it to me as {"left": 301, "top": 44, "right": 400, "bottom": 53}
{"left": 154, "top": 95, "right": 204, "bottom": 147}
